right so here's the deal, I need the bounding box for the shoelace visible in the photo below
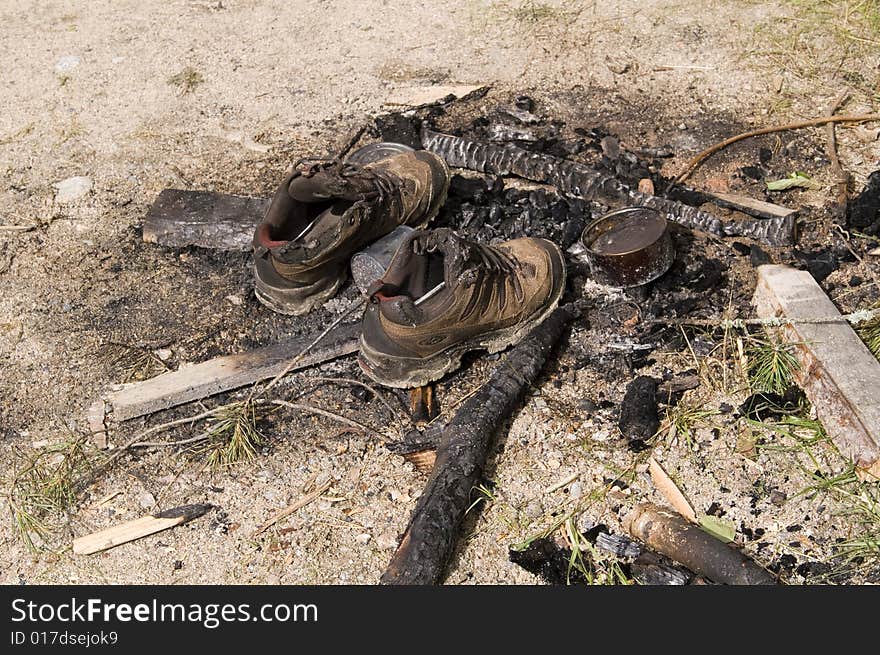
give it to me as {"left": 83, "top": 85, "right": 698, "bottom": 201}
{"left": 294, "top": 157, "right": 397, "bottom": 204}
{"left": 413, "top": 231, "right": 524, "bottom": 318}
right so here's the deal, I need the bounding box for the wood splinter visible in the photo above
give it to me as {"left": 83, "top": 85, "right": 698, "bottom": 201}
{"left": 72, "top": 503, "right": 212, "bottom": 555}
{"left": 409, "top": 384, "right": 439, "bottom": 427}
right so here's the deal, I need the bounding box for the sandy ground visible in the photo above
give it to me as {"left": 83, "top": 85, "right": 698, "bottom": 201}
{"left": 1, "top": 0, "right": 879, "bottom": 584}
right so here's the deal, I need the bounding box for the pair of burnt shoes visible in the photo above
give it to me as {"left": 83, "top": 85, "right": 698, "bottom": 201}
{"left": 253, "top": 143, "right": 566, "bottom": 388}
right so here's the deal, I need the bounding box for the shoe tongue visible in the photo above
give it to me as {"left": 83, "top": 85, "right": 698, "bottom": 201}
{"left": 288, "top": 166, "right": 375, "bottom": 203}
{"left": 412, "top": 228, "right": 480, "bottom": 287}
{"left": 287, "top": 172, "right": 337, "bottom": 202}
{"left": 374, "top": 230, "right": 453, "bottom": 324}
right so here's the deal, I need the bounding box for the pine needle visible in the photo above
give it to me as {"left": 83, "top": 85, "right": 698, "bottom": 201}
{"left": 7, "top": 436, "right": 101, "bottom": 551}
{"left": 197, "top": 401, "right": 266, "bottom": 469}
{"left": 747, "top": 337, "right": 801, "bottom": 394}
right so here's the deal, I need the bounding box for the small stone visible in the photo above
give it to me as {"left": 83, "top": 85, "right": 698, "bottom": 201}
{"left": 524, "top": 499, "right": 543, "bottom": 520}
{"left": 155, "top": 348, "right": 173, "bottom": 362}
{"left": 137, "top": 492, "right": 156, "bottom": 509}
{"left": 55, "top": 176, "right": 92, "bottom": 203}
{"left": 55, "top": 55, "right": 81, "bottom": 73}
{"left": 225, "top": 294, "right": 243, "bottom": 306}
{"left": 376, "top": 529, "right": 398, "bottom": 550}
{"left": 769, "top": 490, "right": 787, "bottom": 507}
{"left": 354, "top": 533, "right": 371, "bottom": 544}
{"left": 569, "top": 481, "right": 583, "bottom": 500}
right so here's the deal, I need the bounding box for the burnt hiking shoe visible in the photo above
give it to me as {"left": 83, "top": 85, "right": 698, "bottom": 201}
{"left": 358, "top": 228, "right": 566, "bottom": 388}
{"left": 253, "top": 145, "right": 450, "bottom": 315}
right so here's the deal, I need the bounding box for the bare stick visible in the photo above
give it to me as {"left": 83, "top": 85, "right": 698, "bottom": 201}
{"left": 261, "top": 298, "right": 366, "bottom": 394}
{"left": 825, "top": 92, "right": 850, "bottom": 217}
{"left": 648, "top": 457, "right": 697, "bottom": 523}
{"left": 73, "top": 504, "right": 212, "bottom": 555}
{"left": 253, "top": 481, "right": 333, "bottom": 535}
{"left": 271, "top": 400, "right": 384, "bottom": 439}
{"left": 669, "top": 113, "right": 880, "bottom": 189}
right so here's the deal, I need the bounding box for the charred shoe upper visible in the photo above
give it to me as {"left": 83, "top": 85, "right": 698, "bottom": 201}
{"left": 358, "top": 228, "right": 566, "bottom": 388}
{"left": 252, "top": 146, "right": 450, "bottom": 315}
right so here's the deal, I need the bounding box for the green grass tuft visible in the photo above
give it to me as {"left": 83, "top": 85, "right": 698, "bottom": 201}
{"left": 167, "top": 66, "right": 204, "bottom": 94}
{"left": 855, "top": 305, "right": 880, "bottom": 361}
{"left": 747, "top": 337, "right": 801, "bottom": 394}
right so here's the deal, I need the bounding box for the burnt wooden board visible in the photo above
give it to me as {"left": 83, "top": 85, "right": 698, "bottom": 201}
{"left": 705, "top": 192, "right": 796, "bottom": 221}
{"left": 753, "top": 264, "right": 880, "bottom": 477}
{"left": 142, "top": 189, "right": 269, "bottom": 250}
{"left": 90, "top": 322, "right": 361, "bottom": 440}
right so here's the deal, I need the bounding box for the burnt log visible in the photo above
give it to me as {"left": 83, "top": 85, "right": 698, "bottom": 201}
{"left": 421, "top": 129, "right": 796, "bottom": 246}
{"left": 381, "top": 304, "right": 577, "bottom": 584}
{"left": 625, "top": 503, "right": 777, "bottom": 585}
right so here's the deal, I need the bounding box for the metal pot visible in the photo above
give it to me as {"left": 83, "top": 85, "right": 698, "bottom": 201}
{"left": 576, "top": 206, "right": 674, "bottom": 288}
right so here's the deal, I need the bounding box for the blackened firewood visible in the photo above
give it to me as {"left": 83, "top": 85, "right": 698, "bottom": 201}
{"left": 381, "top": 305, "right": 577, "bottom": 585}
{"left": 509, "top": 538, "right": 590, "bottom": 585}
{"left": 142, "top": 189, "right": 268, "bottom": 250}
{"left": 618, "top": 375, "right": 660, "bottom": 442}
{"left": 595, "top": 532, "right": 642, "bottom": 559}
{"left": 421, "top": 129, "right": 796, "bottom": 246}
{"left": 625, "top": 503, "right": 777, "bottom": 585}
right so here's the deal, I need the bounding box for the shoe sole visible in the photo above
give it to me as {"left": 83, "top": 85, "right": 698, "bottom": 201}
{"left": 358, "top": 251, "right": 566, "bottom": 388}
{"left": 253, "top": 262, "right": 344, "bottom": 316}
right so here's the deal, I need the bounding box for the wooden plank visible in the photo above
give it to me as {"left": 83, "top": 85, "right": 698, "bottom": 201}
{"left": 73, "top": 504, "right": 211, "bottom": 555}
{"left": 98, "top": 322, "right": 361, "bottom": 424}
{"left": 706, "top": 191, "right": 796, "bottom": 221}
{"left": 753, "top": 264, "right": 880, "bottom": 476}
{"left": 142, "top": 189, "right": 269, "bottom": 250}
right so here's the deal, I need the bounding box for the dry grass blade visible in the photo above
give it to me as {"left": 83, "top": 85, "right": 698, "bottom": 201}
{"left": 196, "top": 401, "right": 266, "bottom": 469}
{"left": 7, "top": 436, "right": 103, "bottom": 550}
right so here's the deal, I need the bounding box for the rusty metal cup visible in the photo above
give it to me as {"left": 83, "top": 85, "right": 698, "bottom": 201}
{"left": 577, "top": 207, "right": 674, "bottom": 288}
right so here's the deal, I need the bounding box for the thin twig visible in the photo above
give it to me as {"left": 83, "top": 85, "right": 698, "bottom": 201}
{"left": 308, "top": 376, "right": 401, "bottom": 415}
{"left": 668, "top": 113, "right": 880, "bottom": 189}
{"left": 109, "top": 406, "right": 230, "bottom": 458}
{"left": 825, "top": 92, "right": 850, "bottom": 216}
{"left": 336, "top": 124, "right": 369, "bottom": 161}
{"left": 260, "top": 298, "right": 365, "bottom": 395}
{"left": 0, "top": 225, "right": 36, "bottom": 232}
{"left": 271, "top": 399, "right": 385, "bottom": 439}
{"left": 253, "top": 480, "right": 333, "bottom": 535}
{"left": 129, "top": 433, "right": 211, "bottom": 449}
{"left": 646, "top": 306, "right": 880, "bottom": 329}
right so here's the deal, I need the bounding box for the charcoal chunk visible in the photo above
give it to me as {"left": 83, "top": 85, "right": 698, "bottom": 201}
{"left": 618, "top": 375, "right": 660, "bottom": 442}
